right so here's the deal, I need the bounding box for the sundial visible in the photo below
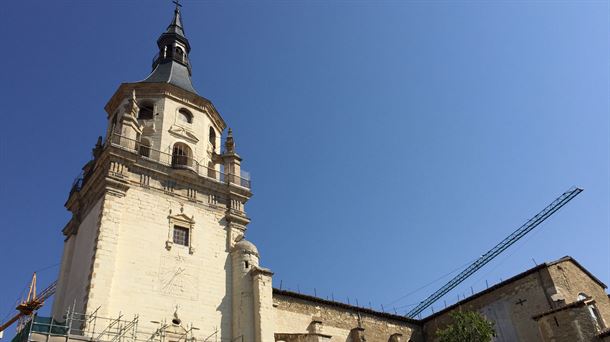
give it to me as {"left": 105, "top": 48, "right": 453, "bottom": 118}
{"left": 158, "top": 253, "right": 199, "bottom": 299}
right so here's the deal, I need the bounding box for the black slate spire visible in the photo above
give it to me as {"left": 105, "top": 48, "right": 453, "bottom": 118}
{"left": 141, "top": 2, "right": 198, "bottom": 94}
{"left": 166, "top": 1, "right": 186, "bottom": 37}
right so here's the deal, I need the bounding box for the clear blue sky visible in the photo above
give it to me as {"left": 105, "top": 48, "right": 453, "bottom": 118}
{"left": 0, "top": 0, "right": 608, "bottom": 331}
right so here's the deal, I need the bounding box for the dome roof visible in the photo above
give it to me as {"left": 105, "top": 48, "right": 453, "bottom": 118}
{"left": 233, "top": 239, "right": 259, "bottom": 256}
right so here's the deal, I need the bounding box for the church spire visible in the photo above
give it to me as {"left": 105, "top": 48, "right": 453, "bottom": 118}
{"left": 166, "top": 1, "right": 185, "bottom": 37}
{"left": 140, "top": 1, "right": 198, "bottom": 94}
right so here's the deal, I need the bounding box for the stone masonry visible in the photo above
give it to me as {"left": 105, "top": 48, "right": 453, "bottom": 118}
{"left": 41, "top": 4, "right": 610, "bottom": 342}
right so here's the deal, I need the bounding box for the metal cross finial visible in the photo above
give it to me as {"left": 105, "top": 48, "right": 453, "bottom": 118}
{"left": 173, "top": 0, "right": 182, "bottom": 9}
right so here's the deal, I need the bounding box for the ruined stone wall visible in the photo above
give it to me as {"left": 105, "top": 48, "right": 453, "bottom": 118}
{"left": 536, "top": 304, "right": 601, "bottom": 342}
{"left": 423, "top": 259, "right": 610, "bottom": 341}
{"left": 422, "top": 269, "right": 554, "bottom": 342}
{"left": 273, "top": 291, "right": 423, "bottom": 342}
{"left": 546, "top": 260, "right": 610, "bottom": 328}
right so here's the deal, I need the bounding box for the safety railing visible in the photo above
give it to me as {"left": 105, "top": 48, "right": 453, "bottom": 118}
{"left": 107, "top": 134, "right": 251, "bottom": 189}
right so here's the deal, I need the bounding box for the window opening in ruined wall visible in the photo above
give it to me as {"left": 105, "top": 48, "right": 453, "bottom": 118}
{"left": 578, "top": 293, "right": 606, "bottom": 331}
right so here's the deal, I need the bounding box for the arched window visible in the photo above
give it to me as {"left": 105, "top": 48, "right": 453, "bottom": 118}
{"left": 138, "top": 102, "right": 154, "bottom": 120}
{"left": 178, "top": 108, "right": 192, "bottom": 124}
{"left": 209, "top": 127, "right": 216, "bottom": 149}
{"left": 172, "top": 142, "right": 192, "bottom": 168}
{"left": 139, "top": 138, "right": 151, "bottom": 158}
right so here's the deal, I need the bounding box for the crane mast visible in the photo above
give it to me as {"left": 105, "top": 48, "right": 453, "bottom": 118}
{"left": 0, "top": 274, "right": 57, "bottom": 333}
{"left": 405, "top": 187, "right": 583, "bottom": 318}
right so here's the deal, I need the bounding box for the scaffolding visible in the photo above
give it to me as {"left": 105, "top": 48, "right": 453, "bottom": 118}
{"left": 11, "top": 307, "right": 219, "bottom": 342}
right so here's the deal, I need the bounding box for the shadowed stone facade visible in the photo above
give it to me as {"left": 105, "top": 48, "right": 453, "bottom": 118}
{"left": 422, "top": 257, "right": 610, "bottom": 342}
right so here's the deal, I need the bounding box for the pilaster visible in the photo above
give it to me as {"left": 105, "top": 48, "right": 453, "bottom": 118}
{"left": 252, "top": 267, "right": 275, "bottom": 342}
{"left": 82, "top": 191, "right": 124, "bottom": 319}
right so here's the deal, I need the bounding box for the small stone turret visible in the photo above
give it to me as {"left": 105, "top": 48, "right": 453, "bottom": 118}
{"left": 231, "top": 239, "right": 259, "bottom": 342}
{"left": 233, "top": 239, "right": 260, "bottom": 270}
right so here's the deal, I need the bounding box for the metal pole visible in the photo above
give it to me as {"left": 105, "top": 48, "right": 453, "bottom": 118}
{"left": 27, "top": 313, "right": 36, "bottom": 342}
{"left": 47, "top": 316, "right": 53, "bottom": 342}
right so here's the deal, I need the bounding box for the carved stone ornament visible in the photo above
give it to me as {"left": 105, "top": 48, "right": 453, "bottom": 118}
{"left": 168, "top": 125, "right": 199, "bottom": 143}
{"left": 166, "top": 209, "right": 196, "bottom": 254}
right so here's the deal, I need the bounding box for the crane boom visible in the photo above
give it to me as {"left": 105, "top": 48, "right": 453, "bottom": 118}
{"left": 405, "top": 187, "right": 583, "bottom": 318}
{"left": 0, "top": 276, "right": 58, "bottom": 333}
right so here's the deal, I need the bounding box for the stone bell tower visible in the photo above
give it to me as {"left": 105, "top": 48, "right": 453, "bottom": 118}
{"left": 51, "top": 4, "right": 274, "bottom": 341}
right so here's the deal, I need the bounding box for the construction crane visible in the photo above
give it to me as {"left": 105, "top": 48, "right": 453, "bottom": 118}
{"left": 0, "top": 273, "right": 57, "bottom": 333}
{"left": 405, "top": 187, "right": 583, "bottom": 318}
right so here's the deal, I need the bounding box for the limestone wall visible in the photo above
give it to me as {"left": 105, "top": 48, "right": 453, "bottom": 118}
{"left": 273, "top": 290, "right": 423, "bottom": 342}
{"left": 157, "top": 96, "right": 220, "bottom": 158}
{"left": 52, "top": 197, "right": 103, "bottom": 318}
{"left": 105, "top": 86, "right": 224, "bottom": 183}
{"left": 253, "top": 269, "right": 275, "bottom": 342}
{"left": 96, "top": 184, "right": 232, "bottom": 339}
{"left": 54, "top": 165, "right": 236, "bottom": 341}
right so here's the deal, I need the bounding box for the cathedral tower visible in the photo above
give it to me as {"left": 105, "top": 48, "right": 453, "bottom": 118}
{"left": 51, "top": 5, "right": 274, "bottom": 341}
